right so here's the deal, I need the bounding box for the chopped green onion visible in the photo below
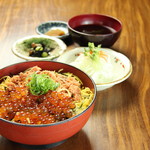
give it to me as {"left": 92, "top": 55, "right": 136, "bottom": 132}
{"left": 27, "top": 73, "right": 59, "bottom": 95}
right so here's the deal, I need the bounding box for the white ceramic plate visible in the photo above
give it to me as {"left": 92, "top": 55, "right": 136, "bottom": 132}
{"left": 57, "top": 47, "right": 132, "bottom": 91}
{"left": 36, "top": 21, "right": 69, "bottom": 40}
{"left": 12, "top": 35, "right": 67, "bottom": 61}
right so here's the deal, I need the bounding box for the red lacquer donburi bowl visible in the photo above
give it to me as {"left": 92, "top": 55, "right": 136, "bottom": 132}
{"left": 0, "top": 61, "right": 96, "bottom": 147}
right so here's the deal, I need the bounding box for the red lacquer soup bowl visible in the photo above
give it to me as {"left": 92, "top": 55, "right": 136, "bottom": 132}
{"left": 0, "top": 61, "right": 96, "bottom": 146}
{"left": 68, "top": 14, "right": 122, "bottom": 47}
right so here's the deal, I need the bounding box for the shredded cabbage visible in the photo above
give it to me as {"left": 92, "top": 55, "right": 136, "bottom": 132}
{"left": 70, "top": 43, "right": 114, "bottom": 84}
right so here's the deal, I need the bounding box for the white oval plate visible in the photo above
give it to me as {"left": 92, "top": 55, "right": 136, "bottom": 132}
{"left": 12, "top": 35, "right": 67, "bottom": 61}
{"left": 57, "top": 47, "right": 132, "bottom": 91}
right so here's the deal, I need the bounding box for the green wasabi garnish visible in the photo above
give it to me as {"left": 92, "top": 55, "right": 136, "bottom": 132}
{"left": 84, "top": 42, "right": 101, "bottom": 62}
{"left": 27, "top": 73, "right": 59, "bottom": 95}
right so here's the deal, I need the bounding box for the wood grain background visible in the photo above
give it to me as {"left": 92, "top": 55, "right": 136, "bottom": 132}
{"left": 0, "top": 0, "right": 150, "bottom": 150}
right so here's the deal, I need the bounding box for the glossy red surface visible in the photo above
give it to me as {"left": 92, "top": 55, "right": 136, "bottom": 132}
{"left": 0, "top": 61, "right": 96, "bottom": 145}
{"left": 68, "top": 14, "right": 122, "bottom": 47}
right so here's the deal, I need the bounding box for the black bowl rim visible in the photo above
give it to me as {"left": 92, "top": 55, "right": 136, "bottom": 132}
{"left": 68, "top": 13, "right": 122, "bottom": 36}
{"left": 36, "top": 21, "right": 70, "bottom": 38}
{"left": 0, "top": 61, "right": 97, "bottom": 127}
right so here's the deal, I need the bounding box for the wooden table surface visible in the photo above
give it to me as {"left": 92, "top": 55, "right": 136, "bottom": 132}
{"left": 0, "top": 0, "right": 150, "bottom": 150}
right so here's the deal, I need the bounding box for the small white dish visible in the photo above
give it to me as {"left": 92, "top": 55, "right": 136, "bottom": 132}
{"left": 57, "top": 47, "right": 132, "bottom": 91}
{"left": 12, "top": 35, "right": 67, "bottom": 61}
{"left": 36, "top": 21, "right": 69, "bottom": 40}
